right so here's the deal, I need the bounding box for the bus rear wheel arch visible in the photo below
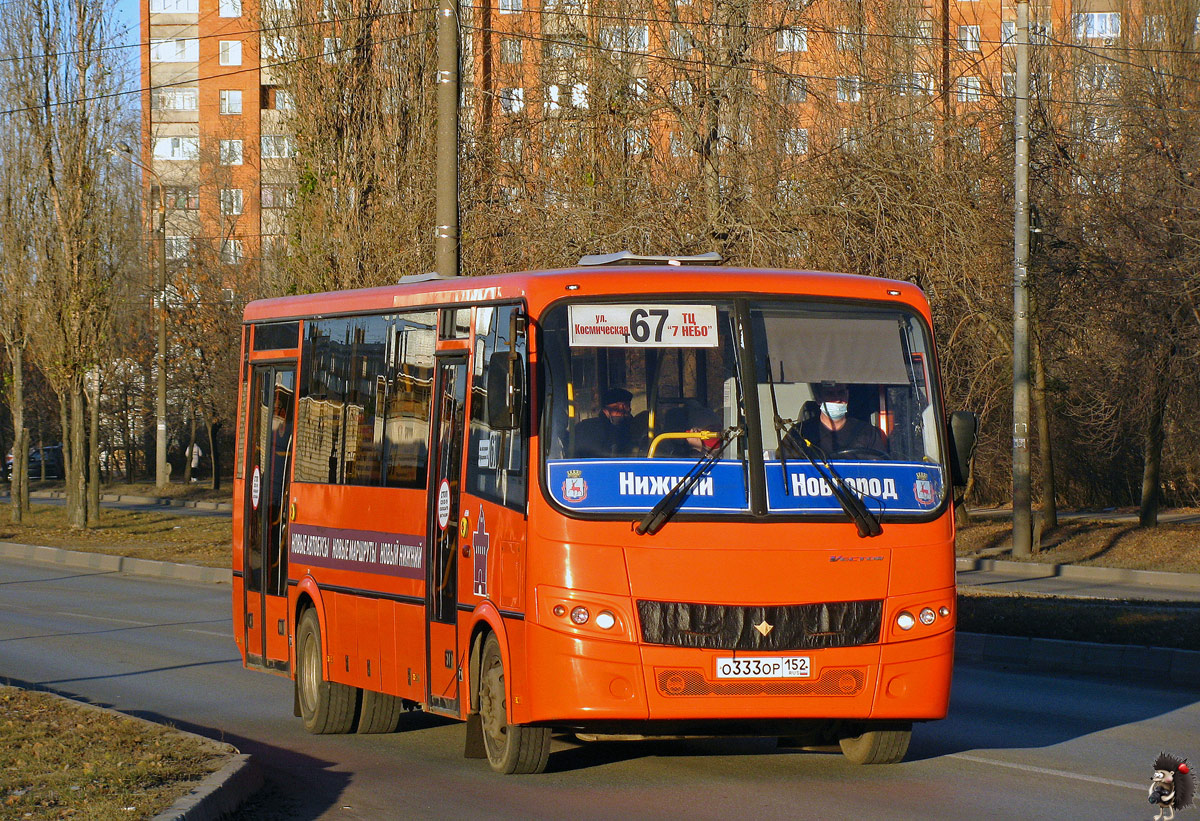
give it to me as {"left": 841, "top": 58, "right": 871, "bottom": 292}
{"left": 477, "top": 632, "right": 551, "bottom": 774}
{"left": 837, "top": 721, "right": 912, "bottom": 765}
{"left": 296, "top": 608, "right": 358, "bottom": 734}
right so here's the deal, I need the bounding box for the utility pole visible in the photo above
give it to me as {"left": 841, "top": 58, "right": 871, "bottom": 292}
{"left": 1012, "top": 0, "right": 1033, "bottom": 556}
{"left": 434, "top": 0, "right": 459, "bottom": 278}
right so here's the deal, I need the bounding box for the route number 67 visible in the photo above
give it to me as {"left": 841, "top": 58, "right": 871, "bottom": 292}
{"left": 630, "top": 309, "right": 668, "bottom": 343}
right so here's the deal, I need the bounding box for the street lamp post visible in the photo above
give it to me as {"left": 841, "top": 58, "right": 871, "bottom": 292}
{"left": 111, "top": 142, "right": 170, "bottom": 490}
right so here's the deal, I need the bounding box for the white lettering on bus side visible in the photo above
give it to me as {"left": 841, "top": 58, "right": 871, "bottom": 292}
{"left": 789, "top": 474, "right": 901, "bottom": 501}
{"left": 617, "top": 472, "right": 714, "bottom": 497}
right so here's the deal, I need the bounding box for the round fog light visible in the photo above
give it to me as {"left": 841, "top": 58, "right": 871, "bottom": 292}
{"left": 570, "top": 606, "right": 590, "bottom": 625}
{"left": 919, "top": 607, "right": 936, "bottom": 626}
{"left": 553, "top": 605, "right": 566, "bottom": 618}
{"left": 939, "top": 606, "right": 951, "bottom": 618}
{"left": 896, "top": 611, "right": 916, "bottom": 631}
{"left": 595, "top": 611, "right": 616, "bottom": 630}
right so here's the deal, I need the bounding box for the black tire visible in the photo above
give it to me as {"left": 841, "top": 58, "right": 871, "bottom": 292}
{"left": 477, "top": 634, "right": 551, "bottom": 774}
{"left": 296, "top": 608, "right": 358, "bottom": 734}
{"left": 357, "top": 690, "right": 404, "bottom": 734}
{"left": 838, "top": 722, "right": 912, "bottom": 765}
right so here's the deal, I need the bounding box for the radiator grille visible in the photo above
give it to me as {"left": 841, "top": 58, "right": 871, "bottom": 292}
{"left": 655, "top": 667, "right": 867, "bottom": 697}
{"left": 637, "top": 599, "right": 882, "bottom": 651}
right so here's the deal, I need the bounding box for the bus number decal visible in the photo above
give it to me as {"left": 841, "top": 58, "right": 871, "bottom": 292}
{"left": 568, "top": 305, "right": 719, "bottom": 348}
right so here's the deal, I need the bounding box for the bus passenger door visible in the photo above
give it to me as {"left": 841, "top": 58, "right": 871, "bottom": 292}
{"left": 243, "top": 364, "right": 295, "bottom": 672}
{"left": 426, "top": 355, "right": 467, "bottom": 715}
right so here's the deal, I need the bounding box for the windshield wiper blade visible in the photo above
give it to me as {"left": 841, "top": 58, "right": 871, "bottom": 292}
{"left": 789, "top": 435, "right": 883, "bottom": 539}
{"left": 635, "top": 425, "right": 742, "bottom": 536}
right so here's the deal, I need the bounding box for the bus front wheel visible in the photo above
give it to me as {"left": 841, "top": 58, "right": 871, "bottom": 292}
{"left": 296, "top": 608, "right": 358, "bottom": 734}
{"left": 838, "top": 722, "right": 912, "bottom": 765}
{"left": 477, "top": 634, "right": 550, "bottom": 774}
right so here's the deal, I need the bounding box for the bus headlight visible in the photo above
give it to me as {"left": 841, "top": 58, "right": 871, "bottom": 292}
{"left": 896, "top": 611, "right": 916, "bottom": 631}
{"left": 919, "top": 608, "right": 936, "bottom": 626}
{"left": 570, "top": 606, "right": 590, "bottom": 625}
{"left": 595, "top": 611, "right": 616, "bottom": 630}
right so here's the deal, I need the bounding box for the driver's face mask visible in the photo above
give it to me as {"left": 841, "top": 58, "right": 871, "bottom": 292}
{"left": 821, "top": 401, "right": 849, "bottom": 421}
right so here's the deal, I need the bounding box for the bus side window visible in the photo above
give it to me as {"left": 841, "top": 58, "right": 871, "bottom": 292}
{"left": 467, "top": 305, "right": 527, "bottom": 510}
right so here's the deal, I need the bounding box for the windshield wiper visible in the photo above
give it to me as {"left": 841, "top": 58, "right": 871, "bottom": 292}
{"left": 635, "top": 425, "right": 742, "bottom": 536}
{"left": 787, "top": 433, "right": 883, "bottom": 538}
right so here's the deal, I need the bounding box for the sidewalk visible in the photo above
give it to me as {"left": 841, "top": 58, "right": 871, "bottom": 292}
{"left": 21, "top": 488, "right": 233, "bottom": 513}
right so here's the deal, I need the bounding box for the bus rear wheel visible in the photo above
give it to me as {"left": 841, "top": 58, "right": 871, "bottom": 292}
{"left": 477, "top": 634, "right": 550, "bottom": 774}
{"left": 838, "top": 722, "right": 912, "bottom": 765}
{"left": 296, "top": 609, "right": 358, "bottom": 734}
{"left": 357, "top": 690, "right": 404, "bottom": 734}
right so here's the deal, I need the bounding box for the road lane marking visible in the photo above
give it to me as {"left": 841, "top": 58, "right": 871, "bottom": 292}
{"left": 183, "top": 628, "right": 230, "bottom": 637}
{"left": 951, "top": 752, "right": 1143, "bottom": 790}
{"left": 53, "top": 611, "right": 153, "bottom": 626}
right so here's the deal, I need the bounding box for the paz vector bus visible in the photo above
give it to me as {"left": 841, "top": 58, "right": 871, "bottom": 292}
{"left": 232, "top": 252, "right": 977, "bottom": 773}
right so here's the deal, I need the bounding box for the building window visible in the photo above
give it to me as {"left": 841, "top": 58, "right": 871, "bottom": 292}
{"left": 261, "top": 34, "right": 295, "bottom": 63}
{"left": 220, "top": 188, "right": 244, "bottom": 216}
{"left": 219, "top": 0, "right": 242, "bottom": 16}
{"left": 958, "top": 25, "right": 980, "bottom": 51}
{"left": 956, "top": 76, "right": 982, "bottom": 102}
{"left": 1001, "top": 21, "right": 1015, "bottom": 44}
{"left": 963, "top": 127, "right": 982, "bottom": 152}
{"left": 1074, "top": 12, "right": 1120, "bottom": 39}
{"left": 839, "top": 127, "right": 861, "bottom": 152}
{"left": 600, "top": 25, "right": 648, "bottom": 52}
{"left": 499, "top": 0, "right": 521, "bottom": 12}
{"left": 570, "top": 82, "right": 588, "bottom": 109}
{"left": 219, "top": 139, "right": 243, "bottom": 165}
{"left": 150, "top": 38, "right": 199, "bottom": 62}
{"left": 150, "top": 0, "right": 198, "bottom": 13}
{"left": 1084, "top": 115, "right": 1120, "bottom": 142}
{"left": 1144, "top": 15, "right": 1165, "bottom": 41}
{"left": 783, "top": 127, "right": 809, "bottom": 155}
{"left": 1031, "top": 21, "right": 1053, "bottom": 44}
{"left": 776, "top": 27, "right": 807, "bottom": 52}
{"left": 323, "top": 37, "right": 342, "bottom": 62}
{"left": 669, "top": 29, "right": 690, "bottom": 57}
{"left": 1003, "top": 73, "right": 1015, "bottom": 96}
{"left": 499, "top": 87, "right": 524, "bottom": 114}
{"left": 220, "top": 239, "right": 244, "bottom": 265}
{"left": 499, "top": 39, "right": 522, "bottom": 64}
{"left": 779, "top": 76, "right": 806, "bottom": 103}
{"left": 219, "top": 89, "right": 242, "bottom": 114}
{"left": 152, "top": 87, "right": 198, "bottom": 110}
{"left": 624, "top": 127, "right": 650, "bottom": 156}
{"left": 165, "top": 236, "right": 191, "bottom": 259}
{"left": 499, "top": 136, "right": 523, "bottom": 163}
{"left": 1082, "top": 64, "right": 1119, "bottom": 91}
{"left": 837, "top": 75, "right": 862, "bottom": 102}
{"left": 276, "top": 89, "right": 294, "bottom": 111}
{"left": 261, "top": 185, "right": 297, "bottom": 208}
{"left": 669, "top": 132, "right": 690, "bottom": 157}
{"left": 899, "top": 73, "right": 933, "bottom": 96}
{"left": 152, "top": 185, "right": 199, "bottom": 210}
{"left": 836, "top": 26, "right": 865, "bottom": 51}
{"left": 219, "top": 40, "right": 242, "bottom": 65}
{"left": 152, "top": 136, "right": 199, "bottom": 160}
{"left": 261, "top": 134, "right": 295, "bottom": 159}
{"left": 669, "top": 80, "right": 694, "bottom": 106}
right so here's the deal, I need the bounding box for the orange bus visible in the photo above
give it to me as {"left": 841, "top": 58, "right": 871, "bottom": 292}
{"left": 233, "top": 253, "right": 976, "bottom": 773}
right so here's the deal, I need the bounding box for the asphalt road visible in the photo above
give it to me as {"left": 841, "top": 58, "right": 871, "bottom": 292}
{"left": 1, "top": 556, "right": 1195, "bottom": 820}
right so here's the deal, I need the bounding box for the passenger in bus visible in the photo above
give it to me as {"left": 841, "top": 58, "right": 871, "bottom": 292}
{"left": 783, "top": 382, "right": 888, "bottom": 457}
{"left": 657, "top": 406, "right": 723, "bottom": 457}
{"left": 574, "top": 388, "right": 639, "bottom": 458}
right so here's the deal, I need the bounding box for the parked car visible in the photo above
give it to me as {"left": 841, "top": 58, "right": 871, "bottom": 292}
{"left": 6, "top": 444, "right": 65, "bottom": 480}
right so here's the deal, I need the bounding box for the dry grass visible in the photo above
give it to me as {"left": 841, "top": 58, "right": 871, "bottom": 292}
{"left": 0, "top": 504, "right": 229, "bottom": 567}
{"left": 0, "top": 687, "right": 231, "bottom": 820}
{"left": 955, "top": 516, "right": 1200, "bottom": 574}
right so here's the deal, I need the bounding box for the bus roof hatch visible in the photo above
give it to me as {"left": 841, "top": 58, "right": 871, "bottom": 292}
{"left": 576, "top": 251, "right": 724, "bottom": 267}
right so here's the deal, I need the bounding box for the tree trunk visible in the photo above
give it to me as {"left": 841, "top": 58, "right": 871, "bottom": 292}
{"left": 1031, "top": 323, "right": 1057, "bottom": 530}
{"left": 183, "top": 412, "right": 196, "bottom": 484}
{"left": 87, "top": 379, "right": 100, "bottom": 526}
{"left": 58, "top": 392, "right": 69, "bottom": 481}
{"left": 1139, "top": 347, "right": 1172, "bottom": 528}
{"left": 208, "top": 419, "right": 222, "bottom": 493}
{"left": 9, "top": 346, "right": 26, "bottom": 522}
{"left": 68, "top": 384, "right": 86, "bottom": 528}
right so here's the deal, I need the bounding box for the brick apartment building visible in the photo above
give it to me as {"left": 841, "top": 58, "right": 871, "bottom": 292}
{"left": 141, "top": 0, "right": 1141, "bottom": 270}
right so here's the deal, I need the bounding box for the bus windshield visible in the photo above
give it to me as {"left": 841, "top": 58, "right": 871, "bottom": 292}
{"left": 542, "top": 298, "right": 946, "bottom": 519}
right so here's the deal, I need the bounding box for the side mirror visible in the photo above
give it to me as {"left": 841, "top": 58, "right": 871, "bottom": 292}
{"left": 486, "top": 350, "right": 525, "bottom": 430}
{"left": 947, "top": 411, "right": 978, "bottom": 488}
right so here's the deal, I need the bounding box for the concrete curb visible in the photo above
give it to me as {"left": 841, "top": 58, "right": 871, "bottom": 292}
{"left": 1, "top": 684, "right": 262, "bottom": 821}
{"left": 957, "top": 631, "right": 1200, "bottom": 687}
{"left": 956, "top": 556, "right": 1200, "bottom": 592}
{"left": 153, "top": 754, "right": 263, "bottom": 821}
{"left": 24, "top": 489, "right": 232, "bottom": 513}
{"left": 0, "top": 541, "right": 230, "bottom": 584}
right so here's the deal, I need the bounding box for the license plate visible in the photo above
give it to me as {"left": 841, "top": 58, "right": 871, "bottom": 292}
{"left": 715, "top": 656, "right": 811, "bottom": 679}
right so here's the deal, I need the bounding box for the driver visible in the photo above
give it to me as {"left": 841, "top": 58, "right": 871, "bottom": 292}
{"left": 786, "top": 382, "right": 887, "bottom": 456}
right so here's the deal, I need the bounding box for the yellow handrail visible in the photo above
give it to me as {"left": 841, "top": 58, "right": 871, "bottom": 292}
{"left": 647, "top": 431, "right": 720, "bottom": 458}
